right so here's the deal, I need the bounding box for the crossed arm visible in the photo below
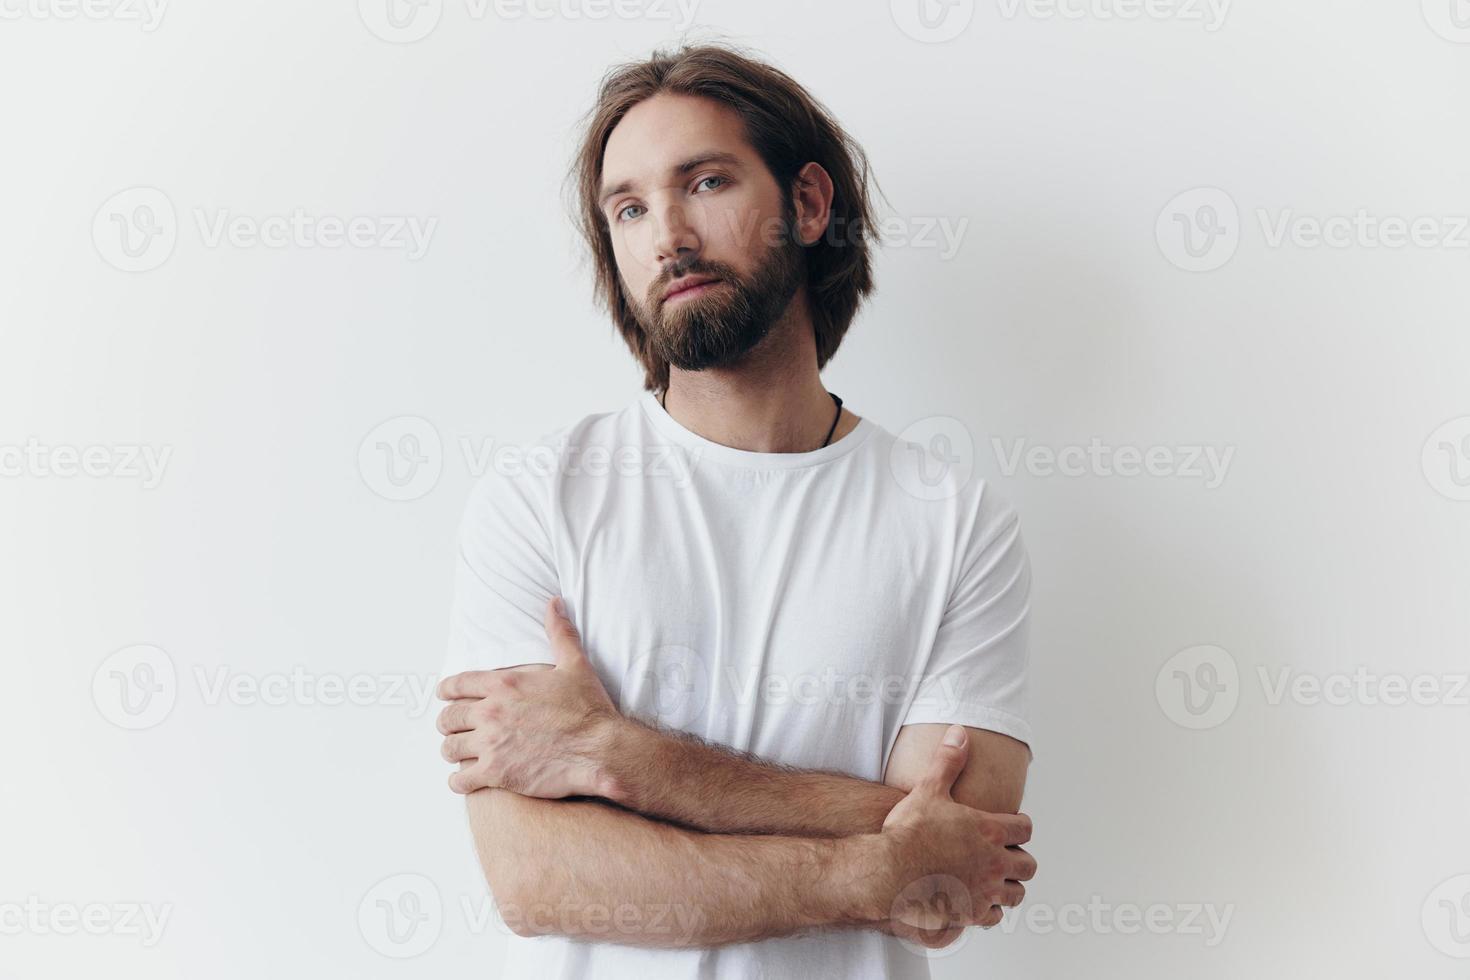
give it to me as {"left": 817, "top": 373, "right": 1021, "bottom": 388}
{"left": 438, "top": 598, "right": 1035, "bottom": 948}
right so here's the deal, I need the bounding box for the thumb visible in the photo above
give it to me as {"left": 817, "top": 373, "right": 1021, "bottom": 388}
{"left": 916, "top": 725, "right": 969, "bottom": 798}
{"left": 543, "top": 596, "right": 587, "bottom": 668}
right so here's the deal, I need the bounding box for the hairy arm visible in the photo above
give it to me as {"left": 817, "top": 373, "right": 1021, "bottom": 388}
{"left": 591, "top": 719, "right": 1028, "bottom": 835}
{"left": 465, "top": 787, "right": 888, "bottom": 946}
{"left": 463, "top": 725, "right": 1033, "bottom": 948}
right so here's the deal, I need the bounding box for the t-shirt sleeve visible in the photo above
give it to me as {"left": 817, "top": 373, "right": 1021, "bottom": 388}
{"left": 902, "top": 484, "right": 1033, "bottom": 751}
{"left": 443, "top": 467, "right": 561, "bottom": 679}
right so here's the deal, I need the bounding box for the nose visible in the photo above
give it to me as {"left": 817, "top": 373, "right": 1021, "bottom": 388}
{"left": 652, "top": 199, "right": 701, "bottom": 269}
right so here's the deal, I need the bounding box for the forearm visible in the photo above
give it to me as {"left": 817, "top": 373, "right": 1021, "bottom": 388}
{"left": 598, "top": 718, "right": 904, "bottom": 836}
{"left": 468, "top": 786, "right": 892, "bottom": 947}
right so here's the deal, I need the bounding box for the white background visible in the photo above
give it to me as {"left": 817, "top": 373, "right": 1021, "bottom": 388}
{"left": 2, "top": 1, "right": 1469, "bottom": 977}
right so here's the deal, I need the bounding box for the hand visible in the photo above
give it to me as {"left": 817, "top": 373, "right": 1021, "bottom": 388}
{"left": 877, "top": 726, "right": 1036, "bottom": 941}
{"left": 436, "top": 597, "right": 623, "bottom": 798}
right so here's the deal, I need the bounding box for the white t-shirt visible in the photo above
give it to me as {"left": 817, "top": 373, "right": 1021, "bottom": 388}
{"left": 444, "top": 391, "right": 1033, "bottom": 980}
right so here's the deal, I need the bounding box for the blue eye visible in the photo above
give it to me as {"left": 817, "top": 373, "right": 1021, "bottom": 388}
{"left": 616, "top": 204, "right": 646, "bottom": 223}
{"left": 696, "top": 176, "right": 727, "bottom": 192}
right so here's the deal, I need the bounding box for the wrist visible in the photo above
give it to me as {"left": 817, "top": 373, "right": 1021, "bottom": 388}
{"left": 836, "top": 832, "right": 906, "bottom": 925}
{"left": 586, "top": 711, "right": 638, "bottom": 805}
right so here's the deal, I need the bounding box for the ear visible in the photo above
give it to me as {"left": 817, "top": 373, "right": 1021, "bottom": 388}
{"left": 791, "top": 162, "right": 835, "bottom": 247}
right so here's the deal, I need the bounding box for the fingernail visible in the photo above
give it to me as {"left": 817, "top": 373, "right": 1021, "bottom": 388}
{"left": 552, "top": 596, "right": 565, "bottom": 617}
{"left": 943, "top": 725, "right": 965, "bottom": 747}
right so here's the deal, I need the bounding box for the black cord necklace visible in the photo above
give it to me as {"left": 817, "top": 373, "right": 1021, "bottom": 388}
{"left": 660, "top": 389, "right": 844, "bottom": 449}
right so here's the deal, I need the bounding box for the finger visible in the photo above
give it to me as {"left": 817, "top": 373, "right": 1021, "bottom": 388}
{"left": 1006, "top": 847, "right": 1037, "bottom": 882}
{"left": 893, "top": 919, "right": 964, "bottom": 949}
{"left": 991, "top": 812, "right": 1032, "bottom": 846}
{"left": 447, "top": 762, "right": 483, "bottom": 795}
{"left": 436, "top": 699, "right": 478, "bottom": 735}
{"left": 436, "top": 671, "right": 500, "bottom": 701}
{"left": 440, "top": 733, "right": 476, "bottom": 763}
{"left": 543, "top": 596, "right": 588, "bottom": 669}
{"left": 915, "top": 725, "right": 969, "bottom": 797}
{"left": 989, "top": 881, "right": 1025, "bottom": 908}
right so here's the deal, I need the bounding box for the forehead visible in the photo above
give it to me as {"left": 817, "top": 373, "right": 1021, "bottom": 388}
{"left": 600, "top": 93, "right": 759, "bottom": 195}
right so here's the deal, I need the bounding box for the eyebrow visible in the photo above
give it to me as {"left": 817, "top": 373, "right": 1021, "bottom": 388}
{"left": 598, "top": 151, "right": 745, "bottom": 209}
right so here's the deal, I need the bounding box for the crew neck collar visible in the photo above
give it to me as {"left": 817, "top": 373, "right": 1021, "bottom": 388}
{"left": 639, "top": 389, "right": 873, "bottom": 470}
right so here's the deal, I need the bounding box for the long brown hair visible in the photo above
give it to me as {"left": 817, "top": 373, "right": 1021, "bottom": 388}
{"left": 566, "top": 42, "right": 881, "bottom": 393}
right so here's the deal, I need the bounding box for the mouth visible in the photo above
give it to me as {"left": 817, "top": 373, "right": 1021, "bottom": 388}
{"left": 663, "top": 276, "right": 723, "bottom": 302}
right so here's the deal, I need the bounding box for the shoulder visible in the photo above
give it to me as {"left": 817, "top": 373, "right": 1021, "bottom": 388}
{"left": 459, "top": 400, "right": 643, "bottom": 522}
{"left": 864, "top": 416, "right": 1023, "bottom": 538}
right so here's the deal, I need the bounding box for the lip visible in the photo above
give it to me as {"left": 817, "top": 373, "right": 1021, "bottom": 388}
{"left": 663, "top": 275, "right": 722, "bottom": 301}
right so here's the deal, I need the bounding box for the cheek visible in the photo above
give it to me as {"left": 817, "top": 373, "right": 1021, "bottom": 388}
{"left": 703, "top": 197, "right": 777, "bottom": 273}
{"left": 611, "top": 220, "right": 662, "bottom": 288}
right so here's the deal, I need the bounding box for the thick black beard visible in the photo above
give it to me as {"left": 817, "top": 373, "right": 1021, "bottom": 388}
{"left": 642, "top": 219, "right": 806, "bottom": 372}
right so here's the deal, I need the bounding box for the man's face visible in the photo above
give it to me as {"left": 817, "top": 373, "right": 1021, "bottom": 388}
{"left": 599, "top": 93, "right": 805, "bottom": 372}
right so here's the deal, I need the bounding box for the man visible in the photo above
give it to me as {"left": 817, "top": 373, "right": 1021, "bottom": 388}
{"left": 436, "top": 43, "right": 1036, "bottom": 980}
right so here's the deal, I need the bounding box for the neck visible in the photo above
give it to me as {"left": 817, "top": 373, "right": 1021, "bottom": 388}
{"left": 660, "top": 292, "right": 858, "bottom": 453}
